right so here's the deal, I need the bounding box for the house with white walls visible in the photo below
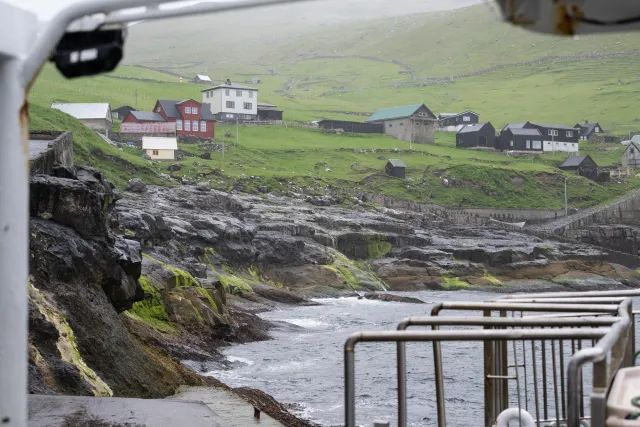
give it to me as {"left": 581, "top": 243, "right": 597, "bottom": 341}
{"left": 201, "top": 79, "right": 258, "bottom": 121}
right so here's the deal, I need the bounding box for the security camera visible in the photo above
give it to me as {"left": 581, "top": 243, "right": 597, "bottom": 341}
{"left": 51, "top": 26, "right": 126, "bottom": 78}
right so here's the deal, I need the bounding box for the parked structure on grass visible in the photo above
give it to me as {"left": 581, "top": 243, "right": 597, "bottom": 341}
{"left": 574, "top": 121, "right": 605, "bottom": 141}
{"left": 318, "top": 119, "right": 383, "bottom": 134}
{"left": 257, "top": 103, "right": 284, "bottom": 121}
{"left": 367, "top": 104, "right": 437, "bottom": 144}
{"left": 51, "top": 102, "right": 112, "bottom": 134}
{"left": 192, "top": 74, "right": 212, "bottom": 84}
{"left": 499, "top": 123, "right": 544, "bottom": 152}
{"left": 438, "top": 111, "right": 479, "bottom": 132}
{"left": 622, "top": 141, "right": 640, "bottom": 169}
{"left": 142, "top": 136, "right": 178, "bottom": 161}
{"left": 385, "top": 159, "right": 406, "bottom": 179}
{"left": 122, "top": 99, "right": 215, "bottom": 139}
{"left": 112, "top": 105, "right": 136, "bottom": 120}
{"left": 558, "top": 155, "right": 599, "bottom": 179}
{"left": 201, "top": 79, "right": 259, "bottom": 121}
{"left": 456, "top": 122, "right": 496, "bottom": 149}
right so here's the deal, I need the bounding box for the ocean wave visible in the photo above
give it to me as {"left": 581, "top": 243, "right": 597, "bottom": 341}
{"left": 226, "top": 355, "right": 255, "bottom": 366}
{"left": 281, "top": 318, "right": 330, "bottom": 328}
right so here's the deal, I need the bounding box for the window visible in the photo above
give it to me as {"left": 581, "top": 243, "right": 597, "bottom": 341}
{"left": 152, "top": 150, "right": 159, "bottom": 156}
{"left": 566, "top": 131, "right": 573, "bottom": 137}
{"left": 595, "top": 127, "right": 600, "bottom": 132}
{"left": 526, "top": 140, "right": 531, "bottom": 149}
{"left": 185, "top": 120, "right": 191, "bottom": 131}
{"left": 193, "top": 107, "right": 198, "bottom": 115}
{"left": 200, "top": 122, "right": 206, "bottom": 132}
{"left": 226, "top": 101, "right": 235, "bottom": 109}
{"left": 399, "top": 122, "right": 404, "bottom": 126}
{"left": 632, "top": 148, "right": 635, "bottom": 155}
{"left": 388, "top": 124, "right": 393, "bottom": 128}
{"left": 185, "top": 107, "right": 191, "bottom": 114}
{"left": 416, "top": 122, "right": 421, "bottom": 126}
{"left": 510, "top": 141, "right": 514, "bottom": 147}
{"left": 249, "top": 91, "right": 254, "bottom": 99}
{"left": 548, "top": 129, "right": 559, "bottom": 136}
{"left": 156, "top": 107, "right": 161, "bottom": 113}
{"left": 225, "top": 90, "right": 230, "bottom": 96}
{"left": 236, "top": 90, "right": 242, "bottom": 97}
{"left": 176, "top": 120, "right": 182, "bottom": 130}
{"left": 244, "top": 102, "right": 252, "bottom": 110}
{"left": 226, "top": 114, "right": 234, "bottom": 118}
{"left": 533, "top": 141, "right": 542, "bottom": 150}
{"left": 463, "top": 116, "right": 470, "bottom": 122}
{"left": 192, "top": 120, "right": 198, "bottom": 130}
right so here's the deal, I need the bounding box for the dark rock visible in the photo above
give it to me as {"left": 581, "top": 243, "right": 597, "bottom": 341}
{"left": 363, "top": 293, "right": 425, "bottom": 304}
{"left": 142, "top": 154, "right": 152, "bottom": 160}
{"left": 127, "top": 178, "right": 147, "bottom": 193}
{"left": 168, "top": 164, "right": 182, "bottom": 172}
{"left": 199, "top": 152, "right": 212, "bottom": 160}
{"left": 181, "top": 177, "right": 196, "bottom": 185}
{"left": 257, "top": 186, "right": 269, "bottom": 193}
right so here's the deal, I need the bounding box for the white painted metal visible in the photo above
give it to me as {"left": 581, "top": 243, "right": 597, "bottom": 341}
{"left": 0, "top": 4, "right": 37, "bottom": 427}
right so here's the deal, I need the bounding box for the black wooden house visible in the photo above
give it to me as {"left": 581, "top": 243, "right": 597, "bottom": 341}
{"left": 498, "top": 126, "right": 543, "bottom": 152}
{"left": 386, "top": 159, "right": 406, "bottom": 179}
{"left": 456, "top": 122, "right": 496, "bottom": 149}
{"left": 558, "top": 155, "right": 598, "bottom": 179}
{"left": 528, "top": 123, "right": 580, "bottom": 152}
{"left": 318, "top": 119, "right": 383, "bottom": 134}
{"left": 574, "top": 122, "right": 604, "bottom": 140}
{"left": 438, "top": 111, "right": 479, "bottom": 127}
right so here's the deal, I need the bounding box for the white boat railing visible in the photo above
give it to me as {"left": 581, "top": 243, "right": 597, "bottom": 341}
{"left": 344, "top": 289, "right": 640, "bottom": 427}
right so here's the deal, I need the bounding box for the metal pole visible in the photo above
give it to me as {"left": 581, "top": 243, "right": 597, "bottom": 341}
{"left": 565, "top": 178, "right": 568, "bottom": 216}
{"left": 345, "top": 347, "right": 356, "bottom": 427}
{"left": 236, "top": 115, "right": 239, "bottom": 146}
{"left": 0, "top": 5, "right": 35, "bottom": 427}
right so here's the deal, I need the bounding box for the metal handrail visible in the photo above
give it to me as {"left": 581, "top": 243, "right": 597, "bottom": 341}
{"left": 345, "top": 328, "right": 611, "bottom": 427}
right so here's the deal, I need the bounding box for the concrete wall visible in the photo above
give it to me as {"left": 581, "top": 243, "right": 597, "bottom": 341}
{"left": 382, "top": 118, "right": 436, "bottom": 144}
{"left": 81, "top": 118, "right": 110, "bottom": 134}
{"left": 361, "top": 193, "right": 566, "bottom": 224}
{"left": 30, "top": 131, "right": 74, "bottom": 175}
{"left": 145, "top": 149, "right": 175, "bottom": 161}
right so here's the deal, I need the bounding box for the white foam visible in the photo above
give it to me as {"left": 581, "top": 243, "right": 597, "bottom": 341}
{"left": 226, "top": 355, "right": 255, "bottom": 366}
{"left": 281, "top": 318, "right": 330, "bottom": 328}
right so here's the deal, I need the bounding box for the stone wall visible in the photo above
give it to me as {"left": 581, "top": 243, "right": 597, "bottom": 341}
{"left": 361, "top": 193, "right": 565, "bottom": 224}
{"left": 29, "top": 131, "right": 74, "bottom": 175}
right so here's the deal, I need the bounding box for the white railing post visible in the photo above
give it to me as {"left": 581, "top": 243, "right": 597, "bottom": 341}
{"left": 0, "top": 3, "right": 37, "bottom": 427}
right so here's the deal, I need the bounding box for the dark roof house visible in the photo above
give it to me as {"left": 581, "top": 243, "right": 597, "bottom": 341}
{"left": 498, "top": 127, "right": 543, "bottom": 151}
{"left": 318, "top": 119, "right": 382, "bottom": 134}
{"left": 438, "top": 111, "right": 479, "bottom": 128}
{"left": 112, "top": 105, "right": 136, "bottom": 120}
{"left": 129, "top": 111, "right": 166, "bottom": 122}
{"left": 385, "top": 159, "right": 406, "bottom": 179}
{"left": 456, "top": 122, "right": 496, "bottom": 149}
{"left": 558, "top": 155, "right": 598, "bottom": 179}
{"left": 574, "top": 122, "right": 604, "bottom": 140}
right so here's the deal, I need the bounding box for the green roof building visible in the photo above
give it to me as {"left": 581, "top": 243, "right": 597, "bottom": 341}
{"left": 367, "top": 103, "right": 437, "bottom": 144}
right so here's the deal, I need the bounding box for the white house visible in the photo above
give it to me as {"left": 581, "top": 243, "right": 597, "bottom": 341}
{"left": 201, "top": 79, "right": 258, "bottom": 121}
{"left": 142, "top": 136, "right": 178, "bottom": 161}
{"left": 50, "top": 102, "right": 112, "bottom": 134}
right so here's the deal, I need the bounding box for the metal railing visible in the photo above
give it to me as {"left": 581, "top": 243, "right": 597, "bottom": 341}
{"left": 344, "top": 290, "right": 640, "bottom": 427}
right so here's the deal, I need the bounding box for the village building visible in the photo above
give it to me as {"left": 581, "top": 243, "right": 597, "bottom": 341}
{"left": 367, "top": 103, "right": 437, "bottom": 144}
{"left": 257, "top": 103, "right": 284, "bottom": 121}
{"left": 192, "top": 75, "right": 212, "bottom": 84}
{"left": 385, "top": 159, "right": 406, "bottom": 179}
{"left": 574, "top": 122, "right": 604, "bottom": 140}
{"left": 201, "top": 79, "right": 258, "bottom": 121}
{"left": 51, "top": 102, "right": 112, "bottom": 134}
{"left": 528, "top": 123, "right": 579, "bottom": 152}
{"left": 317, "top": 119, "right": 383, "bottom": 134}
{"left": 456, "top": 122, "right": 496, "bottom": 149}
{"left": 498, "top": 124, "right": 543, "bottom": 152}
{"left": 251, "top": 78, "right": 263, "bottom": 84}
{"left": 438, "top": 111, "right": 479, "bottom": 132}
{"left": 142, "top": 136, "right": 178, "bottom": 161}
{"left": 122, "top": 99, "right": 215, "bottom": 139}
{"left": 112, "top": 105, "right": 136, "bottom": 120}
{"left": 622, "top": 141, "right": 640, "bottom": 169}
{"left": 558, "top": 155, "right": 599, "bottom": 179}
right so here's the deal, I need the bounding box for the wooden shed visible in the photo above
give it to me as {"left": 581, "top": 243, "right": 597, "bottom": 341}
{"left": 386, "top": 159, "right": 406, "bottom": 179}
{"left": 558, "top": 155, "right": 598, "bottom": 179}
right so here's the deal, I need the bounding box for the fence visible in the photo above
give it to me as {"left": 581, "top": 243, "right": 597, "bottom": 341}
{"left": 120, "top": 122, "right": 176, "bottom": 133}
{"left": 344, "top": 289, "right": 640, "bottom": 427}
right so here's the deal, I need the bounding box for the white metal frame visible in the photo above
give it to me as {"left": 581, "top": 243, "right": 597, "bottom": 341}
{"left": 1, "top": 1, "right": 317, "bottom": 425}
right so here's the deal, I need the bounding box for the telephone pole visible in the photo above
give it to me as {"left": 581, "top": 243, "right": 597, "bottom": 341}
{"left": 564, "top": 178, "right": 568, "bottom": 216}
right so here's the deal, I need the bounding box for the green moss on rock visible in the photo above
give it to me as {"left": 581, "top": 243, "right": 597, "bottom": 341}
{"left": 129, "top": 275, "right": 176, "bottom": 333}
{"left": 367, "top": 241, "right": 393, "bottom": 259}
{"left": 442, "top": 276, "right": 470, "bottom": 290}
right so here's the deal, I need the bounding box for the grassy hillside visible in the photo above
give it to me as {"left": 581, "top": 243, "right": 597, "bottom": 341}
{"left": 29, "top": 104, "right": 163, "bottom": 186}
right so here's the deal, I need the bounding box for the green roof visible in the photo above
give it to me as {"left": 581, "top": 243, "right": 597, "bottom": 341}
{"left": 367, "top": 104, "right": 426, "bottom": 122}
{"left": 631, "top": 135, "right": 640, "bottom": 144}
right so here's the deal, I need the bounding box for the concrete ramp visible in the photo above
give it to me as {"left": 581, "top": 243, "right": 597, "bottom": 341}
{"left": 28, "top": 394, "right": 228, "bottom": 427}
{"left": 172, "top": 386, "right": 285, "bottom": 427}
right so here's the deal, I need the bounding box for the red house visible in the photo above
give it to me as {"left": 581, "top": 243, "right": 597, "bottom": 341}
{"left": 122, "top": 99, "right": 215, "bottom": 139}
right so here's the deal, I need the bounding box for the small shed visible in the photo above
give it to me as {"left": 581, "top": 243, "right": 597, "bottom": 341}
{"left": 622, "top": 141, "right": 640, "bottom": 169}
{"left": 558, "top": 155, "right": 598, "bottom": 179}
{"left": 142, "top": 137, "right": 178, "bottom": 161}
{"left": 51, "top": 102, "right": 112, "bottom": 133}
{"left": 193, "top": 75, "right": 213, "bottom": 84}
{"left": 257, "top": 103, "right": 284, "bottom": 121}
{"left": 318, "top": 119, "right": 383, "bottom": 134}
{"left": 456, "top": 122, "right": 496, "bottom": 149}
{"left": 386, "top": 159, "right": 406, "bottom": 179}
{"left": 112, "top": 105, "right": 136, "bottom": 120}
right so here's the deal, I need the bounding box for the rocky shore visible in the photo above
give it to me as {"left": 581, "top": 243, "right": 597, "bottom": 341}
{"left": 26, "top": 168, "right": 640, "bottom": 426}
